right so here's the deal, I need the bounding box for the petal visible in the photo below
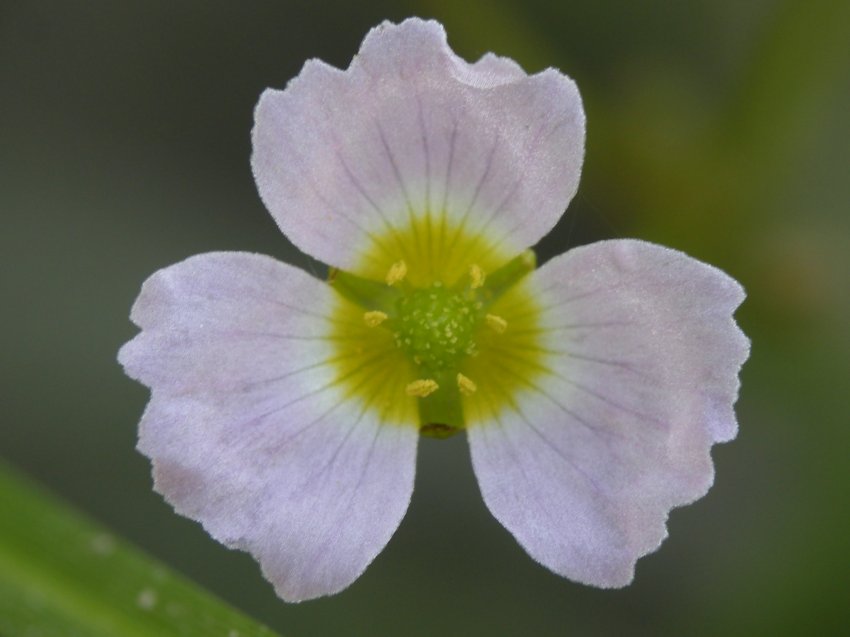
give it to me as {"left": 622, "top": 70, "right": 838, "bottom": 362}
{"left": 251, "top": 18, "right": 585, "bottom": 273}
{"left": 120, "top": 252, "right": 337, "bottom": 394}
{"left": 467, "top": 239, "right": 749, "bottom": 587}
{"left": 119, "top": 252, "right": 419, "bottom": 601}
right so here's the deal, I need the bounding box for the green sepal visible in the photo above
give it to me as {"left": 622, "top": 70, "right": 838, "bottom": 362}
{"left": 328, "top": 268, "right": 401, "bottom": 312}
{"left": 464, "top": 249, "right": 536, "bottom": 308}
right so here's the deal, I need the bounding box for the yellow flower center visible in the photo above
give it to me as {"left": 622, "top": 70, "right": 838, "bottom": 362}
{"left": 328, "top": 212, "right": 547, "bottom": 438}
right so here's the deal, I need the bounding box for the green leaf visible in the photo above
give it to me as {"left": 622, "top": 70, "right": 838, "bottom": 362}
{"left": 0, "top": 461, "right": 281, "bottom": 637}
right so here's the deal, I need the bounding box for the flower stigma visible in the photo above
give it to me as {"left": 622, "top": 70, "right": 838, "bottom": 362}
{"left": 328, "top": 214, "right": 546, "bottom": 439}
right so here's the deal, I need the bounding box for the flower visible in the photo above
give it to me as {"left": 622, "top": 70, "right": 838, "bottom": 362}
{"left": 118, "top": 18, "right": 749, "bottom": 603}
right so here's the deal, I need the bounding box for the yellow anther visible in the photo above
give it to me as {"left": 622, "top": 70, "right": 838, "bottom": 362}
{"left": 405, "top": 379, "right": 439, "bottom": 397}
{"left": 469, "top": 264, "right": 486, "bottom": 289}
{"left": 485, "top": 313, "right": 508, "bottom": 334}
{"left": 457, "top": 373, "right": 477, "bottom": 395}
{"left": 363, "top": 310, "right": 388, "bottom": 327}
{"left": 385, "top": 260, "right": 408, "bottom": 286}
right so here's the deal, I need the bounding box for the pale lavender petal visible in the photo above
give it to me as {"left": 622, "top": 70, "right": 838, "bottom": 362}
{"left": 468, "top": 239, "right": 749, "bottom": 587}
{"left": 460, "top": 52, "right": 527, "bottom": 86}
{"left": 119, "top": 252, "right": 418, "bottom": 601}
{"left": 251, "top": 18, "right": 584, "bottom": 271}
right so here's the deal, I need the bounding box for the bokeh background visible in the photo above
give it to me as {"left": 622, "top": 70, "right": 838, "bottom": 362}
{"left": 2, "top": 1, "right": 849, "bottom": 635}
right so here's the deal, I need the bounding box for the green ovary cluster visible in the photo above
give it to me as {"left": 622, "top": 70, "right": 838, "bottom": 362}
{"left": 393, "top": 285, "right": 480, "bottom": 373}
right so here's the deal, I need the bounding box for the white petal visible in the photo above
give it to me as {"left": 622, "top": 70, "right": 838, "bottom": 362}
{"left": 120, "top": 252, "right": 337, "bottom": 394}
{"left": 251, "top": 18, "right": 585, "bottom": 272}
{"left": 119, "top": 252, "right": 418, "bottom": 601}
{"left": 468, "top": 239, "right": 749, "bottom": 587}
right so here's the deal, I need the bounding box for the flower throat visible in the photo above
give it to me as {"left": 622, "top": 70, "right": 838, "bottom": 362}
{"left": 328, "top": 214, "right": 544, "bottom": 438}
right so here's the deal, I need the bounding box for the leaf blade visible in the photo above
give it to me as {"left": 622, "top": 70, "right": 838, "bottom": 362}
{"left": 0, "top": 461, "right": 281, "bottom": 637}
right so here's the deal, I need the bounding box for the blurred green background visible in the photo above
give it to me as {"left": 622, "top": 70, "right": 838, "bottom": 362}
{"left": 2, "top": 0, "right": 849, "bottom": 635}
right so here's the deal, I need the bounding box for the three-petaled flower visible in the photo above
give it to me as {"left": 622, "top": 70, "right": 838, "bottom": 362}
{"left": 119, "top": 18, "right": 749, "bottom": 602}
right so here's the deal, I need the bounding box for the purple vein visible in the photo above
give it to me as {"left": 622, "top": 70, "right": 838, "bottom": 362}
{"left": 478, "top": 119, "right": 556, "bottom": 239}
{"left": 549, "top": 370, "right": 666, "bottom": 429}
{"left": 442, "top": 137, "right": 500, "bottom": 258}
{"left": 490, "top": 119, "right": 569, "bottom": 244}
{"left": 376, "top": 118, "right": 422, "bottom": 268}
{"left": 438, "top": 120, "right": 459, "bottom": 267}
{"left": 416, "top": 95, "right": 435, "bottom": 279}
{"left": 487, "top": 356, "right": 624, "bottom": 441}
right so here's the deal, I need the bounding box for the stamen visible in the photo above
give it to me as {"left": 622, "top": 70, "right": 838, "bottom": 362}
{"left": 405, "top": 379, "right": 439, "bottom": 397}
{"left": 469, "top": 264, "right": 486, "bottom": 289}
{"left": 385, "top": 260, "right": 408, "bottom": 286}
{"left": 485, "top": 313, "right": 508, "bottom": 334}
{"left": 457, "top": 373, "right": 477, "bottom": 395}
{"left": 363, "top": 310, "right": 388, "bottom": 327}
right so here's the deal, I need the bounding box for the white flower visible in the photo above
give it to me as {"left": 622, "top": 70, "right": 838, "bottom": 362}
{"left": 119, "top": 18, "right": 749, "bottom": 603}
